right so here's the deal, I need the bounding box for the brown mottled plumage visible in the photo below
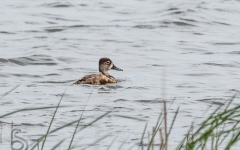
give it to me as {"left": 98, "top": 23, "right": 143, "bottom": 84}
{"left": 74, "top": 58, "right": 123, "bottom": 85}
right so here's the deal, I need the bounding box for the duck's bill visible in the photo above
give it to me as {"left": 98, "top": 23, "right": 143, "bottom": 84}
{"left": 112, "top": 64, "right": 123, "bottom": 71}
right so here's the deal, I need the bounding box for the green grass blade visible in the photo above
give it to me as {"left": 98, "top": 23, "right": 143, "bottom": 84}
{"left": 78, "top": 132, "right": 111, "bottom": 150}
{"left": 106, "top": 136, "right": 118, "bottom": 150}
{"left": 41, "top": 86, "right": 68, "bottom": 150}
{"left": 117, "top": 134, "right": 131, "bottom": 150}
{"left": 0, "top": 106, "right": 68, "bottom": 119}
{"left": 50, "top": 139, "right": 65, "bottom": 150}
{"left": 113, "top": 115, "right": 146, "bottom": 122}
{"left": 68, "top": 91, "right": 92, "bottom": 150}
{"left": 77, "top": 111, "right": 112, "bottom": 133}
{"left": 140, "top": 122, "right": 148, "bottom": 150}
{"left": 225, "top": 131, "right": 240, "bottom": 149}
{"left": 1, "top": 84, "right": 20, "bottom": 100}
{"left": 30, "top": 119, "right": 80, "bottom": 150}
{"left": 128, "top": 144, "right": 136, "bottom": 150}
{"left": 168, "top": 106, "right": 180, "bottom": 136}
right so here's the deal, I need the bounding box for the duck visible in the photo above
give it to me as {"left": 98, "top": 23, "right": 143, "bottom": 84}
{"left": 74, "top": 58, "right": 123, "bottom": 85}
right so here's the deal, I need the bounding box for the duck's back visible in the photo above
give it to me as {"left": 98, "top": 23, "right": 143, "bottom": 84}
{"left": 74, "top": 72, "right": 116, "bottom": 85}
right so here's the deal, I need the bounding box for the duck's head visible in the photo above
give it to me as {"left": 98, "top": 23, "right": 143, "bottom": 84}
{"left": 99, "top": 57, "right": 123, "bottom": 75}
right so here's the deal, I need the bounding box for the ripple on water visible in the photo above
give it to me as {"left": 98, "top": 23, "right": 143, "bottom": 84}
{"left": 184, "top": 73, "right": 217, "bottom": 76}
{"left": 213, "top": 42, "right": 240, "bottom": 45}
{"left": 126, "top": 86, "right": 148, "bottom": 90}
{"left": 1, "top": 55, "right": 57, "bottom": 66}
{"left": 9, "top": 73, "right": 41, "bottom": 78}
{"left": 135, "top": 99, "right": 163, "bottom": 104}
{"left": 133, "top": 25, "right": 156, "bottom": 29}
{"left": 172, "top": 21, "right": 195, "bottom": 26}
{"left": 45, "top": 28, "right": 65, "bottom": 33}
{"left": 1, "top": 102, "right": 13, "bottom": 105}
{"left": 36, "top": 80, "right": 74, "bottom": 84}
{"left": 57, "top": 57, "right": 78, "bottom": 63}
{"left": 0, "top": 58, "right": 8, "bottom": 63}
{"left": 204, "top": 63, "right": 238, "bottom": 68}
{"left": 196, "top": 98, "right": 226, "bottom": 106}
{"left": 41, "top": 2, "right": 74, "bottom": 8}
{"left": 0, "top": 31, "right": 15, "bottom": 34}
{"left": 93, "top": 105, "right": 134, "bottom": 112}
{"left": 114, "top": 99, "right": 127, "bottom": 102}
{"left": 21, "top": 123, "right": 46, "bottom": 127}
{"left": 229, "top": 51, "right": 240, "bottom": 54}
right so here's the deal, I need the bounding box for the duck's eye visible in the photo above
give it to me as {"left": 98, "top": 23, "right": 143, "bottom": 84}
{"left": 105, "top": 61, "right": 110, "bottom": 64}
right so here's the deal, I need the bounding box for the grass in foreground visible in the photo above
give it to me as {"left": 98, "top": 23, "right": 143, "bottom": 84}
{"left": 1, "top": 85, "right": 240, "bottom": 150}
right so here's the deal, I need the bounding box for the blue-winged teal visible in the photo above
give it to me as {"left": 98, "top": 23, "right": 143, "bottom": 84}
{"left": 74, "top": 58, "right": 123, "bottom": 85}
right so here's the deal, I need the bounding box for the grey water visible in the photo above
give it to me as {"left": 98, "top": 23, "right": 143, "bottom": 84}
{"left": 1, "top": 0, "right": 240, "bottom": 149}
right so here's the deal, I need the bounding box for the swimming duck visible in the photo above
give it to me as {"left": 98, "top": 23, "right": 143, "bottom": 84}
{"left": 74, "top": 58, "right": 123, "bottom": 85}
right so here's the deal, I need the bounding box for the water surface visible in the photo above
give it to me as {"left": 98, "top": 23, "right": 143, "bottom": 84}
{"left": 1, "top": 0, "right": 240, "bottom": 149}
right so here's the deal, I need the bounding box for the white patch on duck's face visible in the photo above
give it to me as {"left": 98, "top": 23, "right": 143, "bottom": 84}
{"left": 104, "top": 61, "right": 113, "bottom": 70}
{"left": 110, "top": 63, "right": 113, "bottom": 70}
{"left": 99, "top": 60, "right": 112, "bottom": 75}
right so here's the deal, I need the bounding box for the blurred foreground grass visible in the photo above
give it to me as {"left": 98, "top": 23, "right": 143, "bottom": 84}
{"left": 1, "top": 86, "right": 240, "bottom": 150}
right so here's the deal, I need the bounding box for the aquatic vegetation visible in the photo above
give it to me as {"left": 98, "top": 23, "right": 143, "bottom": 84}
{"left": 143, "top": 95, "right": 240, "bottom": 150}
{"left": 1, "top": 86, "right": 240, "bottom": 150}
{"left": 177, "top": 95, "right": 240, "bottom": 150}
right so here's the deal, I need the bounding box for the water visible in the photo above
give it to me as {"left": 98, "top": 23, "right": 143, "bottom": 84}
{"left": 1, "top": 0, "right": 240, "bottom": 149}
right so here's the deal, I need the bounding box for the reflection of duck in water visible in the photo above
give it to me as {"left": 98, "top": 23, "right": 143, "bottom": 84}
{"left": 74, "top": 58, "right": 123, "bottom": 85}
{"left": 11, "top": 129, "right": 28, "bottom": 150}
